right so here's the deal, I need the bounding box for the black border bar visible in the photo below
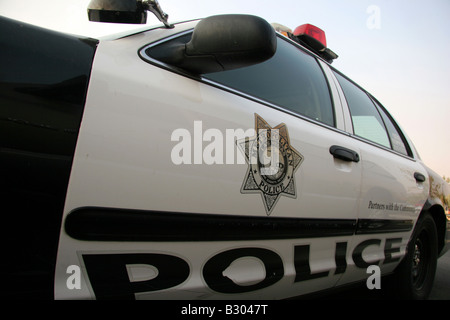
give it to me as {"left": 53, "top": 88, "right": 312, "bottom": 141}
{"left": 64, "top": 207, "right": 414, "bottom": 242}
{"left": 356, "top": 219, "right": 414, "bottom": 234}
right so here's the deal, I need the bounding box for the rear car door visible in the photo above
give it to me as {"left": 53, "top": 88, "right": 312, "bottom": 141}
{"left": 329, "top": 70, "right": 429, "bottom": 285}
{"left": 55, "top": 24, "right": 362, "bottom": 299}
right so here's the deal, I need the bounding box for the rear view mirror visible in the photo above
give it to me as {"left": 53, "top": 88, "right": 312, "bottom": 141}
{"left": 87, "top": 0, "right": 171, "bottom": 27}
{"left": 88, "top": 0, "right": 147, "bottom": 24}
{"left": 148, "top": 14, "right": 277, "bottom": 74}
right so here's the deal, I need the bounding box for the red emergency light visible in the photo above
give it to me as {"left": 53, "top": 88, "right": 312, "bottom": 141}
{"left": 291, "top": 23, "right": 337, "bottom": 63}
{"left": 293, "top": 24, "right": 327, "bottom": 49}
{"left": 271, "top": 22, "right": 338, "bottom": 63}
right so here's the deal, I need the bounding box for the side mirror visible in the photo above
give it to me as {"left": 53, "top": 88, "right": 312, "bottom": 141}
{"left": 148, "top": 14, "right": 277, "bottom": 74}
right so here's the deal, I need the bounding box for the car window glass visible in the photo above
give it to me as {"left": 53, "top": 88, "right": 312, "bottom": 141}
{"left": 334, "top": 72, "right": 390, "bottom": 148}
{"left": 374, "top": 100, "right": 409, "bottom": 156}
{"left": 204, "top": 38, "right": 335, "bottom": 127}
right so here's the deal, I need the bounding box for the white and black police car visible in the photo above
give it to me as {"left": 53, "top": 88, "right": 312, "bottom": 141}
{"left": 1, "top": 0, "right": 449, "bottom": 300}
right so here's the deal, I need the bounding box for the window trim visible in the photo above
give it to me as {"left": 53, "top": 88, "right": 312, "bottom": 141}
{"left": 330, "top": 68, "right": 416, "bottom": 160}
{"left": 139, "top": 29, "right": 199, "bottom": 80}
{"left": 202, "top": 35, "right": 337, "bottom": 128}
{"left": 319, "top": 61, "right": 350, "bottom": 133}
{"left": 139, "top": 30, "right": 347, "bottom": 135}
{"left": 369, "top": 94, "right": 413, "bottom": 157}
{"left": 336, "top": 72, "right": 392, "bottom": 149}
{"left": 140, "top": 28, "right": 418, "bottom": 161}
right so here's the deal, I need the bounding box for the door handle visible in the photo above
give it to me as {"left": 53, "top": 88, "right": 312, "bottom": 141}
{"left": 414, "top": 172, "right": 426, "bottom": 183}
{"left": 329, "top": 145, "right": 360, "bottom": 162}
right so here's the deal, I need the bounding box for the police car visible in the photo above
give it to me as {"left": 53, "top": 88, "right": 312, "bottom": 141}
{"left": 1, "top": 0, "right": 449, "bottom": 300}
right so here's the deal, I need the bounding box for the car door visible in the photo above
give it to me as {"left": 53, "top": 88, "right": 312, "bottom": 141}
{"left": 328, "top": 70, "right": 429, "bottom": 285}
{"left": 55, "top": 25, "right": 362, "bottom": 299}
{"left": 200, "top": 36, "right": 364, "bottom": 294}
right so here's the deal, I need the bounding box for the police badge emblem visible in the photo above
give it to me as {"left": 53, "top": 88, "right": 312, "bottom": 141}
{"left": 237, "top": 114, "right": 303, "bottom": 215}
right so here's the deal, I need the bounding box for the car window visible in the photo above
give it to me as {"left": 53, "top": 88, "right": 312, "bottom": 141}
{"left": 204, "top": 37, "right": 335, "bottom": 127}
{"left": 333, "top": 72, "right": 391, "bottom": 148}
{"left": 373, "top": 99, "right": 410, "bottom": 156}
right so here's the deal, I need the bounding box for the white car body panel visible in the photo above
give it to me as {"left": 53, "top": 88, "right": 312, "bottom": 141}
{"left": 54, "top": 20, "right": 429, "bottom": 300}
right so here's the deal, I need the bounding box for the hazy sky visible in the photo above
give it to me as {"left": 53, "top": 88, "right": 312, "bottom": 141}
{"left": 1, "top": 0, "right": 449, "bottom": 178}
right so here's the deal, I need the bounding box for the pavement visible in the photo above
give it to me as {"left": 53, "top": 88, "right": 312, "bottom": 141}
{"left": 429, "top": 249, "right": 450, "bottom": 300}
{"left": 312, "top": 249, "right": 450, "bottom": 300}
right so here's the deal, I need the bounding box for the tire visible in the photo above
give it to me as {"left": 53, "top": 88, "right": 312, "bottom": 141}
{"left": 390, "top": 212, "right": 438, "bottom": 299}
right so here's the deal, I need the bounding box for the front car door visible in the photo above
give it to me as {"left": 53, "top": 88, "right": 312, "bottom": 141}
{"left": 55, "top": 23, "right": 363, "bottom": 299}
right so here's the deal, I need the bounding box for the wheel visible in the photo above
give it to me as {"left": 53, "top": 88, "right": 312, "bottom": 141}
{"left": 390, "top": 212, "right": 438, "bottom": 299}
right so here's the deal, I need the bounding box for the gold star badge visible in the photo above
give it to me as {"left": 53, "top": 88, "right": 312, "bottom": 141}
{"left": 237, "top": 114, "right": 303, "bottom": 215}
